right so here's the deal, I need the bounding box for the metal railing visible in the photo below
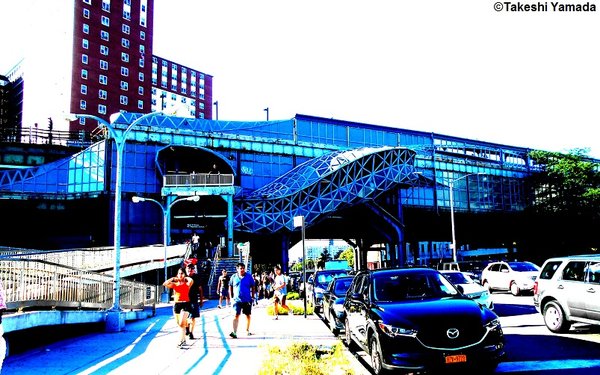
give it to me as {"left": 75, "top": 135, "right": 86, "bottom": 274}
{"left": 0, "top": 258, "right": 157, "bottom": 311}
{"left": 0, "top": 244, "right": 187, "bottom": 272}
{"left": 164, "top": 173, "right": 234, "bottom": 188}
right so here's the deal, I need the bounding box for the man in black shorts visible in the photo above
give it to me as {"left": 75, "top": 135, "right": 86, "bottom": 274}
{"left": 186, "top": 263, "right": 204, "bottom": 340}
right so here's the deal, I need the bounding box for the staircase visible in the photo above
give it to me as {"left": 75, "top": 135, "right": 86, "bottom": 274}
{"left": 195, "top": 247, "right": 253, "bottom": 300}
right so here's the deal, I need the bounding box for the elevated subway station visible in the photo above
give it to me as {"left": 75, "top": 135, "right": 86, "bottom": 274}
{"left": 0, "top": 112, "right": 584, "bottom": 268}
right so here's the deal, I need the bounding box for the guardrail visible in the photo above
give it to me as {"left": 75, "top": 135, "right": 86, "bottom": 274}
{"left": 0, "top": 257, "right": 157, "bottom": 312}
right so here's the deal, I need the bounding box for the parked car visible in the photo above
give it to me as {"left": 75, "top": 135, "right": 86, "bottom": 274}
{"left": 322, "top": 275, "right": 354, "bottom": 335}
{"left": 306, "top": 269, "right": 351, "bottom": 312}
{"left": 343, "top": 267, "right": 505, "bottom": 374}
{"left": 440, "top": 270, "right": 493, "bottom": 310}
{"left": 437, "top": 261, "right": 489, "bottom": 284}
{"left": 533, "top": 254, "right": 600, "bottom": 333}
{"left": 480, "top": 261, "right": 540, "bottom": 296}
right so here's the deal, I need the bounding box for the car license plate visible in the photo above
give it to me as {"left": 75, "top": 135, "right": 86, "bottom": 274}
{"left": 445, "top": 354, "right": 467, "bottom": 364}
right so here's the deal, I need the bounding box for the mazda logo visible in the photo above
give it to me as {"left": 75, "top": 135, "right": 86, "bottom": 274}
{"left": 446, "top": 328, "right": 460, "bottom": 339}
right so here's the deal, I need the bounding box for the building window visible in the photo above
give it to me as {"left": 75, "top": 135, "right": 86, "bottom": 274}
{"left": 123, "top": 10, "right": 131, "bottom": 20}
{"left": 138, "top": 72, "right": 144, "bottom": 81}
{"left": 199, "top": 102, "right": 204, "bottom": 110}
{"left": 99, "top": 104, "right": 107, "bottom": 114}
{"left": 80, "top": 100, "right": 86, "bottom": 110}
{"left": 139, "top": 45, "right": 145, "bottom": 54}
{"left": 138, "top": 86, "right": 144, "bottom": 95}
{"left": 138, "top": 57, "right": 144, "bottom": 68}
{"left": 101, "top": 15, "right": 110, "bottom": 26}
{"left": 121, "top": 67, "right": 129, "bottom": 77}
{"left": 120, "top": 95, "right": 128, "bottom": 105}
{"left": 82, "top": 39, "right": 89, "bottom": 49}
{"left": 83, "top": 0, "right": 91, "bottom": 4}
{"left": 122, "top": 24, "right": 130, "bottom": 34}
{"left": 121, "top": 52, "right": 129, "bottom": 62}
{"left": 81, "top": 84, "right": 87, "bottom": 94}
{"left": 100, "top": 45, "right": 109, "bottom": 55}
{"left": 102, "top": 0, "right": 110, "bottom": 12}
{"left": 81, "top": 69, "right": 88, "bottom": 79}
{"left": 99, "top": 75, "right": 108, "bottom": 85}
{"left": 120, "top": 81, "right": 128, "bottom": 90}
{"left": 138, "top": 100, "right": 144, "bottom": 109}
{"left": 140, "top": 31, "right": 145, "bottom": 40}
{"left": 100, "top": 60, "right": 108, "bottom": 70}
{"left": 82, "top": 54, "right": 88, "bottom": 64}
{"left": 121, "top": 38, "right": 130, "bottom": 48}
{"left": 99, "top": 89, "right": 107, "bottom": 100}
{"left": 83, "top": 24, "right": 89, "bottom": 34}
{"left": 83, "top": 8, "right": 90, "bottom": 18}
{"left": 100, "top": 30, "right": 109, "bottom": 41}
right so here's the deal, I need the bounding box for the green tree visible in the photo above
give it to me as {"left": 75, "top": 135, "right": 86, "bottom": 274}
{"left": 528, "top": 148, "right": 600, "bottom": 215}
{"left": 337, "top": 247, "right": 355, "bottom": 268}
{"left": 316, "top": 249, "right": 332, "bottom": 270}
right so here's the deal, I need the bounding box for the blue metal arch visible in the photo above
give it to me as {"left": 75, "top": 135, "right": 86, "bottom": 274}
{"left": 154, "top": 144, "right": 236, "bottom": 177}
{"left": 233, "top": 146, "right": 420, "bottom": 234}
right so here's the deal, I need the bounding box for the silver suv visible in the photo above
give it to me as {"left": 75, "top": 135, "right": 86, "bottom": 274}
{"left": 533, "top": 254, "right": 600, "bottom": 333}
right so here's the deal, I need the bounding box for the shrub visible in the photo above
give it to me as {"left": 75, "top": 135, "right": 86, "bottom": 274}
{"left": 287, "top": 291, "right": 300, "bottom": 300}
{"left": 266, "top": 300, "right": 314, "bottom": 316}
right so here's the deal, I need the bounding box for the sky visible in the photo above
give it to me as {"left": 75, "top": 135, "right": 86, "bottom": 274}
{"left": 2, "top": 0, "right": 600, "bottom": 158}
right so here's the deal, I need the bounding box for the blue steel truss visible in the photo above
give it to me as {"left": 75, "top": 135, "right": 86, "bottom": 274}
{"left": 234, "top": 146, "right": 420, "bottom": 234}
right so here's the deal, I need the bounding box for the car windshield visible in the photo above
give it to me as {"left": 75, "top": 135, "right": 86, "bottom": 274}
{"left": 333, "top": 278, "right": 353, "bottom": 296}
{"left": 509, "top": 262, "right": 539, "bottom": 272}
{"left": 444, "top": 272, "right": 472, "bottom": 285}
{"left": 316, "top": 271, "right": 348, "bottom": 288}
{"left": 373, "top": 271, "right": 459, "bottom": 302}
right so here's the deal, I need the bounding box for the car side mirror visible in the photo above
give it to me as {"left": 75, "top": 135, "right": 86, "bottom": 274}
{"left": 351, "top": 292, "right": 363, "bottom": 301}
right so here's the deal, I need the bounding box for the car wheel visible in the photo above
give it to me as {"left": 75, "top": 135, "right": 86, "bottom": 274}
{"left": 543, "top": 301, "right": 571, "bottom": 333}
{"left": 510, "top": 282, "right": 520, "bottom": 296}
{"left": 370, "top": 335, "right": 386, "bottom": 375}
{"left": 330, "top": 321, "right": 340, "bottom": 336}
{"left": 483, "top": 281, "right": 492, "bottom": 293}
{"left": 344, "top": 319, "right": 356, "bottom": 350}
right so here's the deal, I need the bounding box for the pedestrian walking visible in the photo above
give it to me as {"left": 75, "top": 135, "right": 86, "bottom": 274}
{"left": 186, "top": 263, "right": 204, "bottom": 340}
{"left": 228, "top": 263, "right": 255, "bottom": 339}
{"left": 216, "top": 269, "right": 230, "bottom": 309}
{"left": 163, "top": 267, "right": 194, "bottom": 347}
{"left": 272, "top": 265, "right": 290, "bottom": 319}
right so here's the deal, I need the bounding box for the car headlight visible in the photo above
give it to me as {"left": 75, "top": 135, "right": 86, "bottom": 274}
{"left": 484, "top": 319, "right": 501, "bottom": 330}
{"left": 377, "top": 322, "right": 417, "bottom": 338}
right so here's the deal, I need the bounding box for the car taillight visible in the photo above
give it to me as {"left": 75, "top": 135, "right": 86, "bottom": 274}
{"left": 533, "top": 280, "right": 538, "bottom": 295}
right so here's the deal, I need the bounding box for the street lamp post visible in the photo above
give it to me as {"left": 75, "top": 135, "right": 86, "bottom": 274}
{"left": 264, "top": 107, "right": 269, "bottom": 121}
{"left": 448, "top": 172, "right": 482, "bottom": 262}
{"left": 132, "top": 195, "right": 199, "bottom": 303}
{"left": 293, "top": 215, "right": 307, "bottom": 319}
{"left": 213, "top": 101, "right": 219, "bottom": 120}
{"left": 67, "top": 111, "right": 162, "bottom": 331}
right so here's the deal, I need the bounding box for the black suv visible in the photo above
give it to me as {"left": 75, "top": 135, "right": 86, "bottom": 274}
{"left": 343, "top": 267, "right": 505, "bottom": 374}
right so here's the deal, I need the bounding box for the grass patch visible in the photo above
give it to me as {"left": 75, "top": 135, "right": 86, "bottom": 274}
{"left": 258, "top": 341, "right": 355, "bottom": 375}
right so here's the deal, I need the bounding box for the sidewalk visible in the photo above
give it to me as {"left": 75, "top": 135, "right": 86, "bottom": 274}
{"left": 2, "top": 299, "right": 370, "bottom": 375}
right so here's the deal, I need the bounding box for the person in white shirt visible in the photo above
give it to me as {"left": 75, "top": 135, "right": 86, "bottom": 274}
{"left": 272, "top": 265, "right": 290, "bottom": 319}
